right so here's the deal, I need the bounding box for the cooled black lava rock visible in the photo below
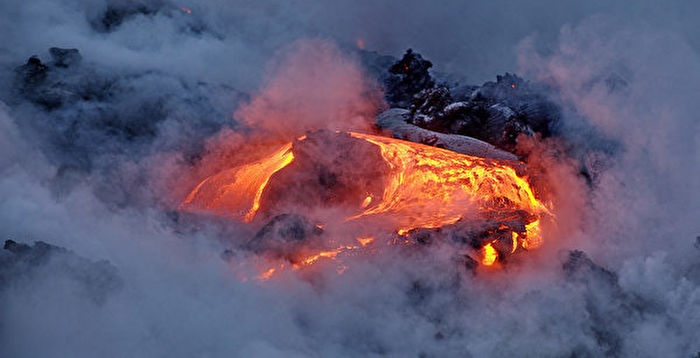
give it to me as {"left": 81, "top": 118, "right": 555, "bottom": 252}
{"left": 563, "top": 250, "right": 661, "bottom": 357}
{"left": 49, "top": 47, "right": 83, "bottom": 68}
{"left": 260, "top": 130, "right": 388, "bottom": 213}
{"left": 409, "top": 84, "right": 453, "bottom": 122}
{"left": 246, "top": 214, "right": 323, "bottom": 255}
{"left": 9, "top": 47, "right": 244, "bottom": 197}
{"left": 89, "top": 0, "right": 219, "bottom": 38}
{"left": 0, "top": 240, "right": 122, "bottom": 304}
{"left": 380, "top": 49, "right": 561, "bottom": 151}
{"left": 376, "top": 108, "right": 518, "bottom": 160}
{"left": 14, "top": 56, "right": 48, "bottom": 90}
{"left": 91, "top": 0, "right": 166, "bottom": 33}
{"left": 13, "top": 48, "right": 113, "bottom": 111}
{"left": 458, "top": 254, "right": 478, "bottom": 274}
{"left": 385, "top": 49, "right": 436, "bottom": 108}
{"left": 563, "top": 250, "right": 618, "bottom": 285}
{"left": 406, "top": 72, "right": 560, "bottom": 152}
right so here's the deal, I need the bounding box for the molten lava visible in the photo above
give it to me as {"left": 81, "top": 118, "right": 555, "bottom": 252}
{"left": 481, "top": 243, "right": 498, "bottom": 266}
{"left": 346, "top": 132, "right": 550, "bottom": 240}
{"left": 180, "top": 143, "right": 294, "bottom": 222}
{"left": 180, "top": 131, "right": 552, "bottom": 275}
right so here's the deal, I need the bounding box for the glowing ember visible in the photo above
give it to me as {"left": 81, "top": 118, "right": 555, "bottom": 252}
{"left": 361, "top": 195, "right": 373, "bottom": 208}
{"left": 481, "top": 243, "right": 498, "bottom": 266}
{"left": 298, "top": 246, "right": 350, "bottom": 266}
{"left": 251, "top": 238, "right": 374, "bottom": 280}
{"left": 293, "top": 236, "right": 375, "bottom": 268}
{"left": 356, "top": 236, "right": 374, "bottom": 246}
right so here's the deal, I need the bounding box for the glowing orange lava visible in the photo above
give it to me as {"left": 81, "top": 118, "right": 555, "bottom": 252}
{"left": 481, "top": 243, "right": 498, "bottom": 266}
{"left": 180, "top": 131, "right": 552, "bottom": 274}
{"left": 251, "top": 237, "right": 375, "bottom": 280}
{"left": 180, "top": 143, "right": 294, "bottom": 222}
{"left": 347, "top": 132, "right": 551, "bottom": 238}
{"left": 356, "top": 236, "right": 374, "bottom": 246}
{"left": 258, "top": 267, "right": 276, "bottom": 280}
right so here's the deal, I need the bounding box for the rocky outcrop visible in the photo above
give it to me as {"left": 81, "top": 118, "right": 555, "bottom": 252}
{"left": 376, "top": 108, "right": 519, "bottom": 161}
{"left": 1, "top": 240, "right": 122, "bottom": 304}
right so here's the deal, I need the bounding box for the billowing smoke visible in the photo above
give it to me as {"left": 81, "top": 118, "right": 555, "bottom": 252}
{"left": 236, "top": 39, "right": 384, "bottom": 139}
{"left": 1, "top": 1, "right": 699, "bottom": 357}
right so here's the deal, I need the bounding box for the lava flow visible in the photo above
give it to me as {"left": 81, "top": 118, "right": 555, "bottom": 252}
{"left": 346, "top": 132, "right": 550, "bottom": 243}
{"left": 180, "top": 143, "right": 294, "bottom": 222}
{"left": 180, "top": 131, "right": 552, "bottom": 276}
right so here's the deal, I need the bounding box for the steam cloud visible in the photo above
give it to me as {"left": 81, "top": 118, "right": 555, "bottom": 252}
{"left": 1, "top": 1, "right": 699, "bottom": 357}
{"left": 236, "top": 39, "right": 384, "bottom": 139}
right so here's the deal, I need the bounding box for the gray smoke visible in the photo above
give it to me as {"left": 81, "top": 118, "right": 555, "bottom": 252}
{"left": 1, "top": 1, "right": 699, "bottom": 357}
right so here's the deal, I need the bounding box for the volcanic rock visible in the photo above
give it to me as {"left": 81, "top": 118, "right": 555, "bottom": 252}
{"left": 14, "top": 56, "right": 48, "bottom": 89}
{"left": 246, "top": 214, "right": 323, "bottom": 256}
{"left": 405, "top": 72, "right": 560, "bottom": 152}
{"left": 563, "top": 250, "right": 618, "bottom": 285}
{"left": 385, "top": 49, "right": 436, "bottom": 108}
{"left": 13, "top": 49, "right": 111, "bottom": 111}
{"left": 9, "top": 48, "right": 244, "bottom": 181}
{"left": 563, "top": 250, "right": 662, "bottom": 356}
{"left": 49, "top": 47, "right": 82, "bottom": 68}
{"left": 373, "top": 46, "right": 562, "bottom": 152}
{"left": 0, "top": 240, "right": 122, "bottom": 304}
{"left": 379, "top": 49, "right": 560, "bottom": 152}
{"left": 260, "top": 130, "right": 389, "bottom": 214}
{"left": 376, "top": 108, "right": 519, "bottom": 161}
{"left": 91, "top": 0, "right": 165, "bottom": 33}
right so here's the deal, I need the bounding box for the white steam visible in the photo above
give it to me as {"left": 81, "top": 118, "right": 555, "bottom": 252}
{"left": 0, "top": 1, "right": 698, "bottom": 357}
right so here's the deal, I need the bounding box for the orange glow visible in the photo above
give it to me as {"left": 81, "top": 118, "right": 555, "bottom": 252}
{"left": 356, "top": 38, "right": 365, "bottom": 49}
{"left": 181, "top": 131, "right": 552, "bottom": 273}
{"left": 481, "top": 243, "right": 498, "bottom": 266}
{"left": 299, "top": 247, "right": 345, "bottom": 266}
{"left": 179, "top": 143, "right": 294, "bottom": 222}
{"left": 356, "top": 236, "right": 374, "bottom": 246}
{"left": 347, "top": 132, "right": 550, "bottom": 236}
{"left": 522, "top": 220, "right": 543, "bottom": 249}
{"left": 257, "top": 267, "right": 276, "bottom": 280}
{"left": 397, "top": 229, "right": 410, "bottom": 236}
{"left": 295, "top": 243, "right": 364, "bottom": 267}
{"left": 180, "top": 6, "right": 192, "bottom": 14}
{"left": 336, "top": 265, "right": 349, "bottom": 274}
{"left": 361, "top": 195, "right": 373, "bottom": 208}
